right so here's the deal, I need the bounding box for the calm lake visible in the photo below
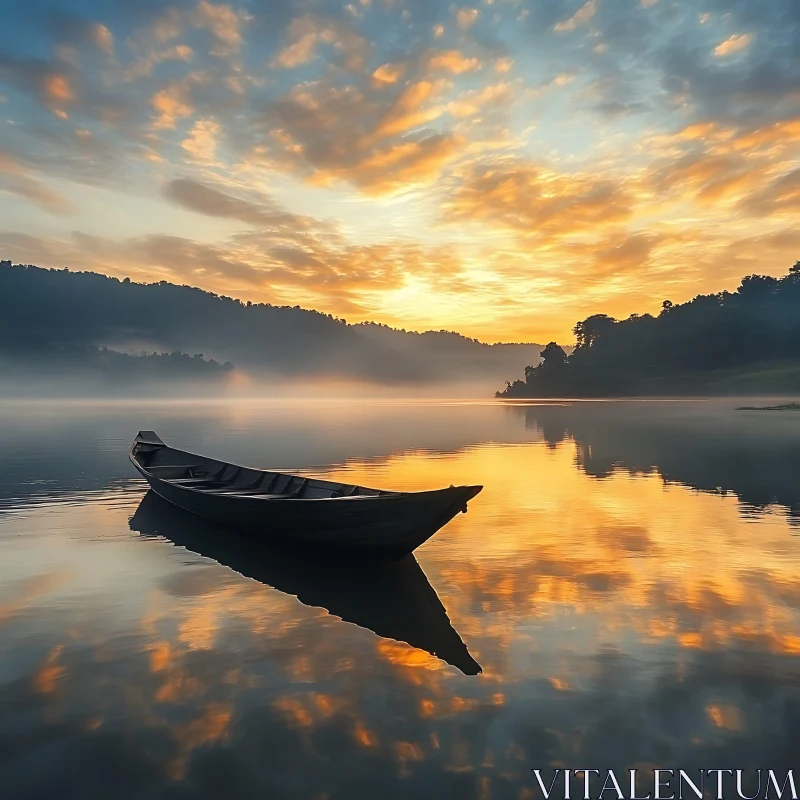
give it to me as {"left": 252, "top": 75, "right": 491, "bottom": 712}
{"left": 1, "top": 398, "right": 800, "bottom": 799}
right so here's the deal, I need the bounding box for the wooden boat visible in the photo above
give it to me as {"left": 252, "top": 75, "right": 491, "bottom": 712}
{"left": 129, "top": 431, "right": 482, "bottom": 558}
{"left": 130, "top": 490, "right": 482, "bottom": 674}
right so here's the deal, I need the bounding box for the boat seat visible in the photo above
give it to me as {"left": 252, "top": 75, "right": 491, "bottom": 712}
{"left": 203, "top": 486, "right": 265, "bottom": 494}
{"left": 239, "top": 492, "right": 303, "bottom": 499}
{"left": 216, "top": 490, "right": 288, "bottom": 498}
{"left": 168, "top": 478, "right": 225, "bottom": 486}
{"left": 149, "top": 464, "right": 206, "bottom": 473}
{"left": 215, "top": 479, "right": 308, "bottom": 499}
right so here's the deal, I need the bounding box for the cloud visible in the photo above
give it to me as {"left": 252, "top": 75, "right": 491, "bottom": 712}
{"left": 272, "top": 17, "right": 327, "bottom": 68}
{"left": 43, "top": 74, "right": 73, "bottom": 105}
{"left": 642, "top": 145, "right": 770, "bottom": 208}
{"left": 128, "top": 0, "right": 248, "bottom": 66}
{"left": 134, "top": 234, "right": 268, "bottom": 285}
{"left": 193, "top": 0, "right": 249, "bottom": 55}
{"left": 0, "top": 150, "right": 73, "bottom": 213}
{"left": 272, "top": 14, "right": 370, "bottom": 71}
{"left": 740, "top": 168, "right": 800, "bottom": 217}
{"left": 371, "top": 62, "right": 405, "bottom": 86}
{"left": 91, "top": 24, "right": 114, "bottom": 56}
{"left": 149, "top": 7, "right": 183, "bottom": 44}
{"left": 255, "top": 73, "right": 468, "bottom": 194}
{"left": 371, "top": 80, "right": 445, "bottom": 138}
{"left": 41, "top": 12, "right": 116, "bottom": 58}
{"left": 446, "top": 83, "right": 511, "bottom": 118}
{"left": 162, "top": 179, "right": 324, "bottom": 237}
{"left": 123, "top": 43, "right": 194, "bottom": 81}
{"left": 327, "top": 134, "right": 465, "bottom": 194}
{"left": 180, "top": 119, "right": 220, "bottom": 163}
{"left": 456, "top": 8, "right": 479, "bottom": 30}
{"left": 713, "top": 33, "right": 754, "bottom": 58}
{"left": 658, "top": 23, "right": 799, "bottom": 127}
{"left": 425, "top": 50, "right": 481, "bottom": 75}
{"left": 152, "top": 90, "right": 193, "bottom": 130}
{"left": 0, "top": 54, "right": 76, "bottom": 116}
{"left": 592, "top": 233, "right": 663, "bottom": 277}
{"left": 443, "top": 160, "right": 633, "bottom": 241}
{"left": 594, "top": 101, "right": 649, "bottom": 118}
{"left": 267, "top": 246, "right": 327, "bottom": 271}
{"left": 553, "top": 0, "right": 597, "bottom": 33}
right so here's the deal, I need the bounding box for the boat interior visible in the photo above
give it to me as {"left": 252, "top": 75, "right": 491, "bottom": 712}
{"left": 132, "top": 432, "right": 393, "bottom": 500}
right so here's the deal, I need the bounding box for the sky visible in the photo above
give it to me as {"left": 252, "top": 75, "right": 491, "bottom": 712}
{"left": 0, "top": 0, "right": 799, "bottom": 343}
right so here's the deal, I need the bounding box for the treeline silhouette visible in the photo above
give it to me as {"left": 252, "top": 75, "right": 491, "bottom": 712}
{"left": 499, "top": 261, "right": 800, "bottom": 397}
{"left": 0, "top": 261, "right": 543, "bottom": 385}
{"left": 0, "top": 336, "right": 234, "bottom": 389}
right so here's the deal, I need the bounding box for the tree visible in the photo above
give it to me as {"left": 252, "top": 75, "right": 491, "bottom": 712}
{"left": 738, "top": 274, "right": 778, "bottom": 302}
{"left": 573, "top": 314, "right": 617, "bottom": 349}
{"left": 499, "top": 259, "right": 800, "bottom": 398}
{"left": 540, "top": 342, "right": 568, "bottom": 367}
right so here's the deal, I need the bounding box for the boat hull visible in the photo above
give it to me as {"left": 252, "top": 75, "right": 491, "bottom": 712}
{"left": 129, "top": 436, "right": 481, "bottom": 559}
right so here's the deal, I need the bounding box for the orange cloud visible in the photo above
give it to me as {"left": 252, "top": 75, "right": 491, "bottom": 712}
{"left": 181, "top": 118, "right": 220, "bottom": 162}
{"left": 645, "top": 151, "right": 764, "bottom": 206}
{"left": 443, "top": 160, "right": 632, "bottom": 241}
{"left": 255, "top": 75, "right": 469, "bottom": 194}
{"left": 372, "top": 80, "right": 445, "bottom": 138}
{"left": 272, "top": 14, "right": 369, "bottom": 71}
{"left": 151, "top": 81, "right": 195, "bottom": 129}
{"left": 713, "top": 33, "right": 753, "bottom": 58}
{"left": 554, "top": 0, "right": 596, "bottom": 33}
{"left": 446, "top": 83, "right": 511, "bottom": 118}
{"left": 426, "top": 50, "right": 481, "bottom": 75}
{"left": 193, "top": 0, "right": 249, "bottom": 55}
{"left": 44, "top": 73, "right": 73, "bottom": 105}
{"left": 334, "top": 134, "right": 465, "bottom": 193}
{"left": 372, "top": 61, "right": 405, "bottom": 86}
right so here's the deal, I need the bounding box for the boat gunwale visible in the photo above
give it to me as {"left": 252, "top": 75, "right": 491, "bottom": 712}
{"left": 129, "top": 444, "right": 481, "bottom": 504}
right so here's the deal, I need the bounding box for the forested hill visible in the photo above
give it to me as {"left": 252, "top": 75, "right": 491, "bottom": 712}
{"left": 0, "top": 261, "right": 544, "bottom": 386}
{"left": 499, "top": 261, "right": 800, "bottom": 398}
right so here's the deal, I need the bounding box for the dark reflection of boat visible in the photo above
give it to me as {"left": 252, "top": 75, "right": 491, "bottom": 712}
{"left": 129, "top": 491, "right": 482, "bottom": 675}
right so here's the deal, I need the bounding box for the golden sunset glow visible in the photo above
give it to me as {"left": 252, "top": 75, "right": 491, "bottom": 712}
{"left": 2, "top": 1, "right": 798, "bottom": 341}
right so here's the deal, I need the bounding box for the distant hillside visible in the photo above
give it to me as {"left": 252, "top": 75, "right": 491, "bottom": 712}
{"left": 498, "top": 261, "right": 800, "bottom": 398}
{"left": 0, "top": 343, "right": 233, "bottom": 396}
{"left": 0, "top": 261, "right": 546, "bottom": 388}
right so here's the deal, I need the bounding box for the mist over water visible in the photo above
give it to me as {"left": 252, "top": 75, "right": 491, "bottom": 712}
{"left": 1, "top": 398, "right": 800, "bottom": 798}
{"left": 0, "top": 372, "right": 515, "bottom": 401}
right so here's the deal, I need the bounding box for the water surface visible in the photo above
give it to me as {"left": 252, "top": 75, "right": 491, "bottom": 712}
{"left": 1, "top": 399, "right": 800, "bottom": 799}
